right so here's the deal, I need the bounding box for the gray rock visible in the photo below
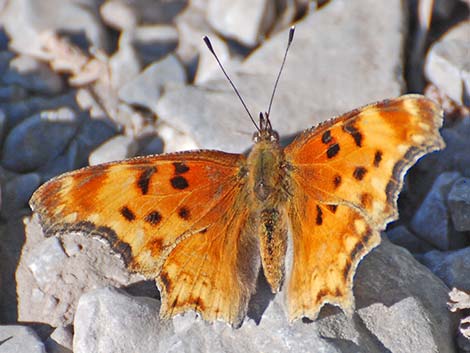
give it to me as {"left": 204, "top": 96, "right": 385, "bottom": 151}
{"left": 157, "top": 0, "right": 405, "bottom": 152}
{"left": 109, "top": 31, "right": 142, "bottom": 92}
{"left": 74, "top": 118, "right": 118, "bottom": 167}
{"left": 420, "top": 247, "right": 470, "bottom": 291}
{"left": 1, "top": 0, "right": 109, "bottom": 55}
{"left": 63, "top": 239, "right": 457, "bottom": 353}
{"left": 2, "top": 107, "right": 81, "bottom": 173}
{"left": 100, "top": 0, "right": 138, "bottom": 31}
{"left": 448, "top": 177, "right": 470, "bottom": 231}
{"left": 119, "top": 54, "right": 186, "bottom": 112}
{"left": 425, "top": 21, "right": 470, "bottom": 106}
{"left": 410, "top": 171, "right": 465, "bottom": 250}
{"left": 1, "top": 172, "right": 41, "bottom": 216}
{"left": 16, "top": 215, "right": 144, "bottom": 327}
{"left": 0, "top": 84, "right": 28, "bottom": 102}
{"left": 2, "top": 55, "right": 64, "bottom": 95}
{"left": 0, "top": 325, "right": 46, "bottom": 353}
{"left": 45, "top": 326, "right": 73, "bottom": 353}
{"left": 385, "top": 225, "right": 435, "bottom": 253}
{"left": 2, "top": 92, "right": 78, "bottom": 129}
{"left": 73, "top": 288, "right": 163, "bottom": 353}
{"left": 37, "top": 140, "right": 80, "bottom": 183}
{"left": 88, "top": 134, "right": 139, "bottom": 165}
{"left": 133, "top": 25, "right": 179, "bottom": 64}
{"left": 137, "top": 135, "right": 164, "bottom": 156}
{"left": 207, "top": 0, "right": 276, "bottom": 47}
{"left": 0, "top": 51, "right": 15, "bottom": 75}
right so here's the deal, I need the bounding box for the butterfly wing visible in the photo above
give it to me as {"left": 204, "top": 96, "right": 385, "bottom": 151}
{"left": 30, "top": 151, "right": 259, "bottom": 327}
{"left": 284, "top": 95, "right": 445, "bottom": 321}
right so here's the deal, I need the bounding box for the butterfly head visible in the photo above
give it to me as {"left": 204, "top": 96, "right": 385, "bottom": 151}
{"left": 253, "top": 112, "right": 280, "bottom": 143}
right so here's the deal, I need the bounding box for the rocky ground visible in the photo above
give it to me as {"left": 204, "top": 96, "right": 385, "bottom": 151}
{"left": 0, "top": 0, "right": 469, "bottom": 352}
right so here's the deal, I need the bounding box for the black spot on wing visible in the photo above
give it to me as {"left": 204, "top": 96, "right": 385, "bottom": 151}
{"left": 374, "top": 150, "right": 383, "bottom": 167}
{"left": 316, "top": 205, "right": 323, "bottom": 225}
{"left": 327, "top": 143, "right": 340, "bottom": 159}
{"left": 353, "top": 166, "right": 367, "bottom": 180}
{"left": 321, "top": 130, "right": 332, "bottom": 144}
{"left": 173, "top": 162, "right": 190, "bottom": 174}
{"left": 120, "top": 206, "right": 136, "bottom": 221}
{"left": 333, "top": 174, "right": 342, "bottom": 188}
{"left": 343, "top": 121, "right": 362, "bottom": 147}
{"left": 145, "top": 211, "right": 162, "bottom": 225}
{"left": 178, "top": 206, "right": 190, "bottom": 220}
{"left": 137, "top": 167, "right": 157, "bottom": 195}
{"left": 170, "top": 176, "right": 189, "bottom": 190}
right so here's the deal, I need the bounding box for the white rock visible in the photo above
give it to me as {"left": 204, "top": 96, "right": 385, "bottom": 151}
{"left": 207, "top": 0, "right": 276, "bottom": 47}
{"left": 0, "top": 325, "right": 46, "bottom": 353}
{"left": 89, "top": 135, "right": 139, "bottom": 165}
{"left": 425, "top": 21, "right": 470, "bottom": 106}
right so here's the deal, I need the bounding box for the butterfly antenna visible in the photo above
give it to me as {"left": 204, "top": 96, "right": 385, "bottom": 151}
{"left": 203, "top": 36, "right": 260, "bottom": 132}
{"left": 266, "top": 26, "right": 295, "bottom": 119}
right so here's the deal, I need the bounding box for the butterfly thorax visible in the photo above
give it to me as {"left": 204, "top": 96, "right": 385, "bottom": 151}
{"left": 247, "top": 127, "right": 290, "bottom": 292}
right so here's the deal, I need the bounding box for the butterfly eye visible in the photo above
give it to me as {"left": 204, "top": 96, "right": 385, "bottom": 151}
{"left": 253, "top": 132, "right": 261, "bottom": 143}
{"left": 270, "top": 131, "right": 280, "bottom": 142}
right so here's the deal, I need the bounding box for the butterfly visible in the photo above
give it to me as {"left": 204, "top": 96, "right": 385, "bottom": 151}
{"left": 29, "top": 93, "right": 444, "bottom": 327}
{"left": 30, "top": 26, "right": 445, "bottom": 327}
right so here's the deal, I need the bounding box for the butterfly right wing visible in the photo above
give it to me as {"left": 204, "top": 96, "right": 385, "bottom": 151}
{"left": 30, "top": 151, "right": 260, "bottom": 327}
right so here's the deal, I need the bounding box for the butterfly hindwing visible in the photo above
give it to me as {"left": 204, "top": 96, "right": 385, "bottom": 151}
{"left": 284, "top": 95, "right": 444, "bottom": 321}
{"left": 30, "top": 150, "right": 259, "bottom": 326}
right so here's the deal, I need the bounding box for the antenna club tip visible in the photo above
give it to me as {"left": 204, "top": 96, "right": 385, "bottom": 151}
{"left": 203, "top": 36, "right": 214, "bottom": 51}
{"left": 288, "top": 26, "right": 295, "bottom": 43}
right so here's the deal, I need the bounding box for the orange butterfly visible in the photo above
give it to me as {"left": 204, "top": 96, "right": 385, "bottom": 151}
{"left": 29, "top": 30, "right": 445, "bottom": 328}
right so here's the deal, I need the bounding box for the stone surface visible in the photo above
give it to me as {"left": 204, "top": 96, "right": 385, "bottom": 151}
{"left": 385, "top": 225, "right": 435, "bottom": 253}
{"left": 2, "top": 107, "right": 81, "bottom": 173}
{"left": 45, "top": 326, "right": 73, "bottom": 353}
{"left": 88, "top": 134, "right": 139, "bottom": 165}
{"left": 448, "top": 177, "right": 470, "bottom": 231}
{"left": 157, "top": 0, "right": 406, "bottom": 152}
{"left": 420, "top": 247, "right": 470, "bottom": 291}
{"left": 59, "top": 238, "right": 458, "bottom": 353}
{"left": 2, "top": 55, "right": 64, "bottom": 95}
{"left": 133, "top": 25, "right": 179, "bottom": 64}
{"left": 16, "top": 215, "right": 144, "bottom": 327}
{"left": 0, "top": 325, "right": 46, "bottom": 353}
{"left": 410, "top": 171, "right": 465, "bottom": 250}
{"left": 425, "top": 20, "right": 470, "bottom": 106}
{"left": 207, "top": 0, "right": 276, "bottom": 47}
{"left": 1, "top": 173, "right": 41, "bottom": 217}
{"left": 118, "top": 54, "right": 186, "bottom": 112}
{"left": 100, "top": 0, "right": 138, "bottom": 31}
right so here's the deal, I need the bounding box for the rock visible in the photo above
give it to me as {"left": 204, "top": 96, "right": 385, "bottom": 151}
{"left": 385, "top": 225, "right": 434, "bottom": 253}
{"left": 74, "top": 118, "right": 118, "bottom": 167}
{"left": 2, "top": 107, "right": 81, "bottom": 173}
{"left": 65, "top": 239, "right": 458, "bottom": 353}
{"left": 109, "top": 31, "right": 142, "bottom": 92}
{"left": 0, "top": 84, "right": 28, "bottom": 102}
{"left": 137, "top": 135, "right": 164, "bottom": 156}
{"left": 89, "top": 134, "right": 139, "bottom": 165}
{"left": 1, "top": 92, "right": 78, "bottom": 129}
{"left": 157, "top": 0, "right": 406, "bottom": 152}
{"left": 132, "top": 25, "right": 179, "bottom": 65}
{"left": 425, "top": 21, "right": 470, "bottom": 106}
{"left": 0, "top": 325, "right": 46, "bottom": 353}
{"left": 73, "top": 287, "right": 162, "bottom": 353}
{"left": 0, "top": 51, "right": 15, "bottom": 76}
{"left": 410, "top": 171, "right": 466, "bottom": 250}
{"left": 1, "top": 172, "right": 41, "bottom": 216}
{"left": 207, "top": 0, "right": 276, "bottom": 47}
{"left": 2, "top": 55, "right": 64, "bottom": 95}
{"left": 118, "top": 54, "right": 186, "bottom": 112}
{"left": 45, "top": 326, "right": 73, "bottom": 353}
{"left": 37, "top": 140, "right": 80, "bottom": 183}
{"left": 16, "top": 215, "right": 144, "bottom": 327}
{"left": 419, "top": 247, "right": 470, "bottom": 290}
{"left": 194, "top": 34, "right": 232, "bottom": 84}
{"left": 100, "top": 0, "right": 138, "bottom": 31}
{"left": 1, "top": 0, "right": 109, "bottom": 55}
{"left": 448, "top": 177, "right": 470, "bottom": 231}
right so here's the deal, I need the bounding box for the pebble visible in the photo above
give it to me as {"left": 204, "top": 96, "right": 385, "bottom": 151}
{"left": 410, "top": 171, "right": 466, "bottom": 250}
{"left": 100, "top": 0, "right": 138, "bottom": 31}
{"left": 425, "top": 21, "right": 470, "bottom": 106}
{"left": 88, "top": 135, "right": 139, "bottom": 165}
{"left": 118, "top": 54, "right": 186, "bottom": 112}
{"left": 420, "top": 247, "right": 470, "bottom": 290}
{"left": 2, "top": 172, "right": 41, "bottom": 217}
{"left": 448, "top": 177, "right": 470, "bottom": 231}
{"left": 2, "top": 107, "right": 81, "bottom": 173}
{"left": 385, "top": 225, "right": 435, "bottom": 253}
{"left": 0, "top": 325, "right": 46, "bottom": 353}
{"left": 133, "top": 25, "right": 179, "bottom": 64}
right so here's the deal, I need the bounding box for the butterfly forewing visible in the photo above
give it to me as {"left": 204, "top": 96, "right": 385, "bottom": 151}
{"left": 30, "top": 150, "right": 259, "bottom": 326}
{"left": 283, "top": 95, "right": 444, "bottom": 321}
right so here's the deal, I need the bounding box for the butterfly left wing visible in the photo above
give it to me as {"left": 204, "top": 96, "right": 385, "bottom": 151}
{"left": 30, "top": 151, "right": 259, "bottom": 327}
{"left": 283, "top": 95, "right": 445, "bottom": 321}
